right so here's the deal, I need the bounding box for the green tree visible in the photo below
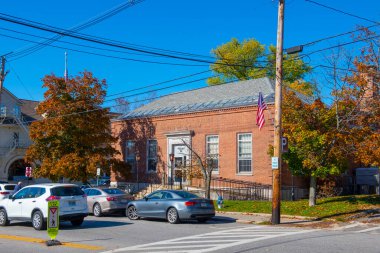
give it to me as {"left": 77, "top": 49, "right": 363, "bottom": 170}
{"left": 207, "top": 38, "right": 311, "bottom": 85}
{"left": 26, "top": 71, "right": 130, "bottom": 182}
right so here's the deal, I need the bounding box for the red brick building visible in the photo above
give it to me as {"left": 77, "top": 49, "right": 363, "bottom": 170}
{"left": 111, "top": 77, "right": 306, "bottom": 197}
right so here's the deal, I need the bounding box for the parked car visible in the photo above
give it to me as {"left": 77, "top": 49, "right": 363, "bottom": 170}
{"left": 88, "top": 177, "right": 111, "bottom": 187}
{"left": 80, "top": 183, "right": 93, "bottom": 190}
{"left": 0, "top": 183, "right": 16, "bottom": 201}
{"left": 0, "top": 183, "right": 88, "bottom": 230}
{"left": 126, "top": 190, "right": 215, "bottom": 224}
{"left": 83, "top": 188, "right": 134, "bottom": 217}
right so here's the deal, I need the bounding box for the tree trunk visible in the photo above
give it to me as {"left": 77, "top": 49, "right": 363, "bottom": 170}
{"left": 309, "top": 176, "right": 317, "bottom": 206}
{"left": 204, "top": 171, "right": 212, "bottom": 199}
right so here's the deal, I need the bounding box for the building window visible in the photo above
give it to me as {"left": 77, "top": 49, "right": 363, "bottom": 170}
{"left": 206, "top": 135, "right": 219, "bottom": 172}
{"left": 125, "top": 141, "right": 136, "bottom": 172}
{"left": 147, "top": 140, "right": 157, "bottom": 172}
{"left": 237, "top": 133, "right": 252, "bottom": 173}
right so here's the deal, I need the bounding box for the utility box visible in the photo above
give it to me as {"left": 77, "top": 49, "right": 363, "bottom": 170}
{"left": 356, "top": 168, "right": 380, "bottom": 194}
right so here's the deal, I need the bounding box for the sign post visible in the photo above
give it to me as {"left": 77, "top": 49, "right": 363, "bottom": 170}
{"left": 46, "top": 200, "right": 61, "bottom": 246}
{"left": 96, "top": 168, "right": 101, "bottom": 186}
{"left": 25, "top": 167, "right": 32, "bottom": 185}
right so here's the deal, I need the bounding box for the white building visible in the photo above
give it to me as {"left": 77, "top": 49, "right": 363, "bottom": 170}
{"left": 0, "top": 88, "right": 40, "bottom": 182}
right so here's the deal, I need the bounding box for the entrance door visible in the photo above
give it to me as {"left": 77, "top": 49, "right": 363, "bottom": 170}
{"left": 172, "top": 145, "right": 189, "bottom": 185}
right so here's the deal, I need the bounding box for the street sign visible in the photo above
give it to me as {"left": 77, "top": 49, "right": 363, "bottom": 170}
{"left": 282, "top": 137, "right": 289, "bottom": 153}
{"left": 272, "top": 157, "right": 279, "bottom": 170}
{"left": 25, "top": 167, "right": 32, "bottom": 177}
{"left": 47, "top": 200, "right": 59, "bottom": 240}
{"left": 96, "top": 168, "right": 101, "bottom": 176}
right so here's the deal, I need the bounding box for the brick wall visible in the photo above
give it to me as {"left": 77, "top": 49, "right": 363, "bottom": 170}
{"left": 111, "top": 105, "right": 306, "bottom": 187}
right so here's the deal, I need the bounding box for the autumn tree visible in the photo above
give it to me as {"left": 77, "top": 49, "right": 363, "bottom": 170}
{"left": 282, "top": 89, "right": 349, "bottom": 206}
{"left": 26, "top": 71, "right": 130, "bottom": 182}
{"left": 207, "top": 38, "right": 311, "bottom": 85}
{"left": 283, "top": 29, "right": 380, "bottom": 206}
{"left": 342, "top": 28, "right": 380, "bottom": 167}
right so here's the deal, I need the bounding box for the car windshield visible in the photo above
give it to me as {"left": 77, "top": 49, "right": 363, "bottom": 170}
{"left": 103, "top": 188, "right": 125, "bottom": 195}
{"left": 51, "top": 186, "right": 84, "bottom": 196}
{"left": 174, "top": 191, "right": 200, "bottom": 199}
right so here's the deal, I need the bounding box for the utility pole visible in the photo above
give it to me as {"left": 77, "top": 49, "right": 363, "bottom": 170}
{"left": 272, "top": 0, "right": 285, "bottom": 225}
{"left": 0, "top": 56, "right": 6, "bottom": 111}
{"left": 0, "top": 53, "right": 12, "bottom": 109}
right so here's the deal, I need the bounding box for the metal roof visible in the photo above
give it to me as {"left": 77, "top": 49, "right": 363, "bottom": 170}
{"left": 118, "top": 77, "right": 276, "bottom": 120}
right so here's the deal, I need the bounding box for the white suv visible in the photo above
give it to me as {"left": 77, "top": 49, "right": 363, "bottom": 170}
{"left": 0, "top": 183, "right": 16, "bottom": 200}
{"left": 0, "top": 183, "right": 88, "bottom": 230}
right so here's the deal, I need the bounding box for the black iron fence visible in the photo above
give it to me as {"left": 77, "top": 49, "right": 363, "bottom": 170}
{"left": 191, "top": 177, "right": 308, "bottom": 201}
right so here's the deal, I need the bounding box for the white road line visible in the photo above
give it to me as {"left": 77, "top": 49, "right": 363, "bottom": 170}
{"left": 335, "top": 223, "right": 361, "bottom": 230}
{"left": 355, "top": 226, "right": 380, "bottom": 233}
{"left": 101, "top": 226, "right": 316, "bottom": 253}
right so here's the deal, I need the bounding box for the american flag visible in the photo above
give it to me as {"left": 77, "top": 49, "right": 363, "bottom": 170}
{"left": 256, "top": 92, "right": 267, "bottom": 130}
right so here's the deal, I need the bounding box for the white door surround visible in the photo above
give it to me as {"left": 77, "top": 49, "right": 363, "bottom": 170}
{"left": 165, "top": 131, "right": 192, "bottom": 184}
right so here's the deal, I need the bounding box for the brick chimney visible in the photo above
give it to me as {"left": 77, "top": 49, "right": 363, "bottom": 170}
{"left": 360, "top": 68, "right": 378, "bottom": 111}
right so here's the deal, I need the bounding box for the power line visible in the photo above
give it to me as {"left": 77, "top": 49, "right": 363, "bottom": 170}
{"left": 8, "top": 0, "right": 146, "bottom": 59}
{"left": 0, "top": 32, "right": 209, "bottom": 67}
{"left": 23, "top": 70, "right": 274, "bottom": 121}
{"left": 0, "top": 13, "right": 268, "bottom": 68}
{"left": 0, "top": 12, "right": 215, "bottom": 62}
{"left": 302, "top": 23, "right": 380, "bottom": 47}
{"left": 0, "top": 26, "right": 174, "bottom": 59}
{"left": 106, "top": 70, "right": 212, "bottom": 98}
{"left": 8, "top": 64, "right": 35, "bottom": 100}
{"left": 301, "top": 34, "right": 380, "bottom": 57}
{"left": 305, "top": 0, "right": 380, "bottom": 24}
{"left": 103, "top": 75, "right": 216, "bottom": 103}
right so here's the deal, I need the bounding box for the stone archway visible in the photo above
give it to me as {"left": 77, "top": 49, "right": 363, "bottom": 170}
{"left": 7, "top": 159, "right": 29, "bottom": 182}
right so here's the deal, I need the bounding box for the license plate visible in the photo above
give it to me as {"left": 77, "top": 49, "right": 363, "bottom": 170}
{"left": 201, "top": 203, "right": 207, "bottom": 207}
{"left": 68, "top": 200, "right": 76, "bottom": 206}
{"left": 120, "top": 199, "right": 127, "bottom": 203}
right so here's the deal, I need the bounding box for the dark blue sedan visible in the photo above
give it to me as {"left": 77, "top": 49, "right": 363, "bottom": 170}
{"left": 126, "top": 190, "right": 215, "bottom": 224}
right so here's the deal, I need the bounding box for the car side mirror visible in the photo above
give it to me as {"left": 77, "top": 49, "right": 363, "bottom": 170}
{"left": 8, "top": 195, "right": 13, "bottom": 200}
{"left": 144, "top": 196, "right": 148, "bottom": 201}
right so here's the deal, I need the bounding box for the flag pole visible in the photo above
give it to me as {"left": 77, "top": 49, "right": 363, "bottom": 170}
{"left": 64, "top": 52, "right": 68, "bottom": 82}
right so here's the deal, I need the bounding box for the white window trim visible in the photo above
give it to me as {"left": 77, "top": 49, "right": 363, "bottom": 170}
{"left": 237, "top": 133, "right": 253, "bottom": 174}
{"left": 206, "top": 135, "right": 219, "bottom": 174}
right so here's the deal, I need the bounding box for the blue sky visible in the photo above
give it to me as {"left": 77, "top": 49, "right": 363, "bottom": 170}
{"left": 0, "top": 0, "right": 379, "bottom": 109}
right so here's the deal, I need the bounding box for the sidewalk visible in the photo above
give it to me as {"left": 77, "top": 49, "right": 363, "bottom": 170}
{"left": 214, "top": 211, "right": 315, "bottom": 225}
{"left": 214, "top": 209, "right": 380, "bottom": 228}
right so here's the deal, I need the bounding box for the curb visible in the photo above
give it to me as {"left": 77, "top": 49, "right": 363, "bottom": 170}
{"left": 215, "top": 211, "right": 316, "bottom": 220}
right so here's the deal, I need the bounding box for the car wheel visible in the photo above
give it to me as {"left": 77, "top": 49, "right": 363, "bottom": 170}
{"left": 126, "top": 206, "right": 139, "bottom": 220}
{"left": 71, "top": 218, "right": 84, "bottom": 227}
{"left": 0, "top": 209, "right": 9, "bottom": 226}
{"left": 167, "top": 207, "right": 180, "bottom": 224}
{"left": 197, "top": 218, "right": 209, "bottom": 223}
{"left": 93, "top": 203, "right": 102, "bottom": 217}
{"left": 32, "top": 211, "right": 46, "bottom": 230}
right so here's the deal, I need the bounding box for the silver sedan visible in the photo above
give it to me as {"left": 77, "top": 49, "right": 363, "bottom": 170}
{"left": 84, "top": 188, "right": 134, "bottom": 217}
{"left": 126, "top": 190, "right": 215, "bottom": 224}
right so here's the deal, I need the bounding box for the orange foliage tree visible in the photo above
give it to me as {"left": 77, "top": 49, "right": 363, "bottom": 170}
{"left": 26, "top": 71, "right": 130, "bottom": 182}
{"left": 343, "top": 28, "right": 380, "bottom": 167}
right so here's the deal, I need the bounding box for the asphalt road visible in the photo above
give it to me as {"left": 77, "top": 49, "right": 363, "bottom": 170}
{"left": 0, "top": 215, "right": 379, "bottom": 253}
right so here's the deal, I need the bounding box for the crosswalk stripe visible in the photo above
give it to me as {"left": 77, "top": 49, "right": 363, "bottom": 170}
{"left": 101, "top": 226, "right": 316, "bottom": 253}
